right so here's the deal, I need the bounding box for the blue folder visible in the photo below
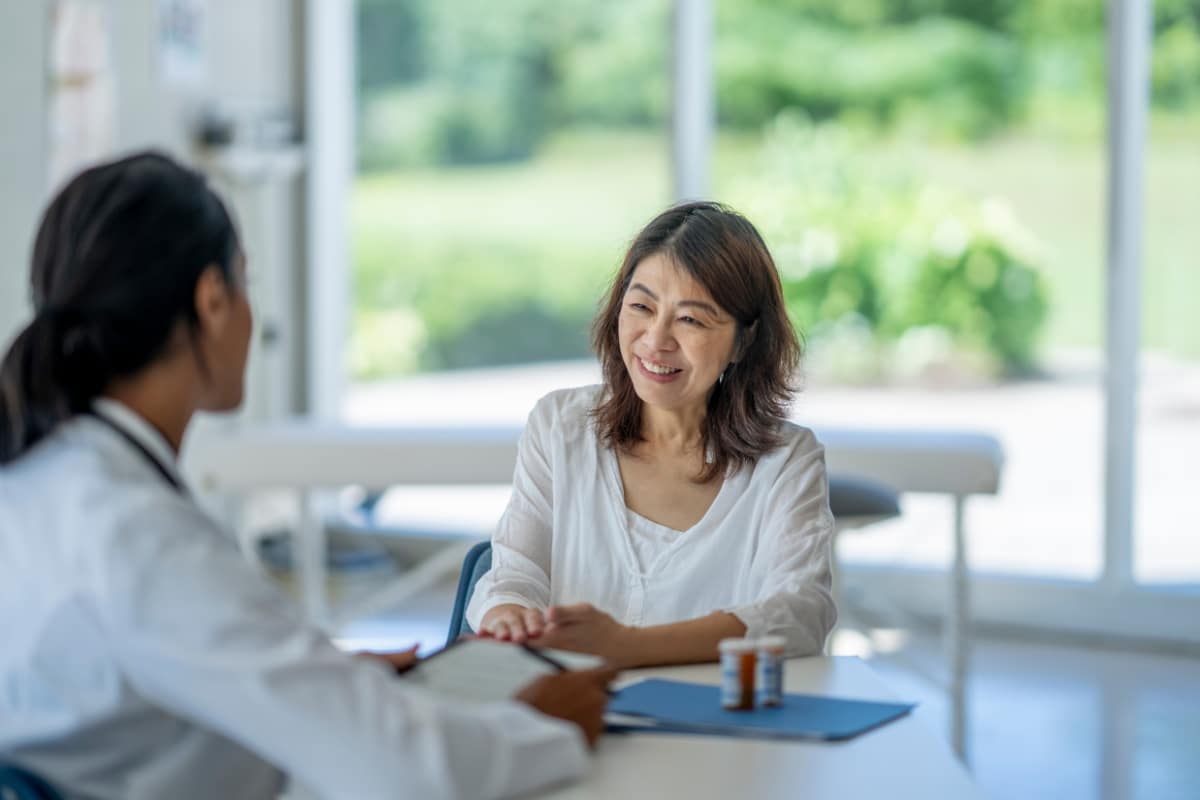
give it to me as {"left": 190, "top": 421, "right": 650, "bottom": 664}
{"left": 606, "top": 678, "right": 915, "bottom": 741}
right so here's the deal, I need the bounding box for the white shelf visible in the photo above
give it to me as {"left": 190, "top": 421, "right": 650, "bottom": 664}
{"left": 197, "top": 144, "right": 305, "bottom": 185}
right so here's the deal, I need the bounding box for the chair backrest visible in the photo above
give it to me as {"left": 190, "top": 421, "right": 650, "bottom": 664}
{"left": 0, "top": 763, "right": 64, "bottom": 800}
{"left": 827, "top": 475, "right": 901, "bottom": 531}
{"left": 445, "top": 540, "right": 493, "bottom": 646}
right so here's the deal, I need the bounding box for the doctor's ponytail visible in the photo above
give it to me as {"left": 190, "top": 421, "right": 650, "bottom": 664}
{"left": 0, "top": 152, "right": 238, "bottom": 464}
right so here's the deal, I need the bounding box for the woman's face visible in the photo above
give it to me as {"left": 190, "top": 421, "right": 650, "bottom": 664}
{"left": 617, "top": 252, "right": 738, "bottom": 415}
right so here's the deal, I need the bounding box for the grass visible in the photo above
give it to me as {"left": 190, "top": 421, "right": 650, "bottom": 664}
{"left": 352, "top": 123, "right": 1200, "bottom": 378}
{"left": 350, "top": 129, "right": 671, "bottom": 375}
{"left": 352, "top": 128, "right": 672, "bottom": 311}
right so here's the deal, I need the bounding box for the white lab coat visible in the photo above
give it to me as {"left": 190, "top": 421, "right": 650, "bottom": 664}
{"left": 0, "top": 400, "right": 586, "bottom": 800}
{"left": 466, "top": 386, "right": 837, "bottom": 656}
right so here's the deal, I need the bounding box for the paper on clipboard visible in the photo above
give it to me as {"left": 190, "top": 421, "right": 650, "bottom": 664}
{"left": 404, "top": 638, "right": 605, "bottom": 705}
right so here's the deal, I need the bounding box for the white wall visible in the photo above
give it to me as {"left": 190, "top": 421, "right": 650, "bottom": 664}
{"left": 0, "top": 1, "right": 305, "bottom": 408}
{"left": 0, "top": 3, "right": 48, "bottom": 348}
{"left": 103, "top": 0, "right": 300, "bottom": 155}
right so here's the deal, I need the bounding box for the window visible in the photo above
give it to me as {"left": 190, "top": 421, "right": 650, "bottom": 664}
{"left": 347, "top": 0, "right": 670, "bottom": 426}
{"left": 305, "top": 0, "right": 1200, "bottom": 641}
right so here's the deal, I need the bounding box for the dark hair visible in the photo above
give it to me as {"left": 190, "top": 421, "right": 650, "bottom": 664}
{"left": 591, "top": 201, "right": 802, "bottom": 482}
{"left": 0, "top": 151, "right": 239, "bottom": 464}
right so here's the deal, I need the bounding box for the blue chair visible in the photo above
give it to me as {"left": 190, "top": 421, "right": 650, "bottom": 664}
{"left": 828, "top": 475, "right": 900, "bottom": 529}
{"left": 0, "top": 763, "right": 64, "bottom": 800}
{"left": 446, "top": 540, "right": 493, "bottom": 645}
{"left": 825, "top": 475, "right": 901, "bottom": 649}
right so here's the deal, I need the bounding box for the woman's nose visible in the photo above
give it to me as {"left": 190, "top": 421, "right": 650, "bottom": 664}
{"left": 642, "top": 315, "right": 676, "bottom": 351}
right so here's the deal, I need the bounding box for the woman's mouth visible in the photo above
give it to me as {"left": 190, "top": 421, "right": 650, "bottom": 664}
{"left": 635, "top": 356, "right": 683, "bottom": 382}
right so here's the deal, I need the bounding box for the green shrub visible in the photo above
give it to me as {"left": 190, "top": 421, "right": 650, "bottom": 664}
{"left": 557, "top": 2, "right": 669, "bottom": 127}
{"left": 896, "top": 213, "right": 1049, "bottom": 372}
{"left": 716, "top": 16, "right": 1028, "bottom": 139}
{"left": 352, "top": 222, "right": 612, "bottom": 377}
{"left": 358, "top": 69, "right": 549, "bottom": 169}
{"left": 732, "top": 116, "right": 1049, "bottom": 379}
{"left": 420, "top": 301, "right": 593, "bottom": 370}
{"left": 1153, "top": 22, "right": 1200, "bottom": 109}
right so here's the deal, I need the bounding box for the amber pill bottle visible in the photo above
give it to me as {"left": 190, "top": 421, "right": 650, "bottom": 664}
{"left": 719, "top": 638, "right": 757, "bottom": 711}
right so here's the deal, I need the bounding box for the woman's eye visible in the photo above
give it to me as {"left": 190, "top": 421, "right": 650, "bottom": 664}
{"left": 680, "top": 315, "right": 702, "bottom": 326}
{"left": 629, "top": 303, "right": 650, "bottom": 312}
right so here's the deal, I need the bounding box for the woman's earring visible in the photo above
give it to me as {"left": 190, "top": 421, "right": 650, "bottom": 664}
{"left": 718, "top": 369, "right": 726, "bottom": 384}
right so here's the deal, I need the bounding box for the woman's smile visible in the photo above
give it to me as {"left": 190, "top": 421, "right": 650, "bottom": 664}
{"left": 635, "top": 355, "right": 683, "bottom": 381}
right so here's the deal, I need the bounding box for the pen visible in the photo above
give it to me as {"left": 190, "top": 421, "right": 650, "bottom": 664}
{"left": 520, "top": 643, "right": 569, "bottom": 671}
{"left": 520, "top": 644, "right": 618, "bottom": 696}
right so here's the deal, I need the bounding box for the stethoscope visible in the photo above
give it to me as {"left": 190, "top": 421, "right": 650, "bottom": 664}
{"left": 87, "top": 411, "right": 186, "bottom": 495}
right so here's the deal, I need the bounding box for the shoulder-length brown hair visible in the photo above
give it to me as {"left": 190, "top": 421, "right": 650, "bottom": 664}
{"left": 590, "top": 201, "right": 802, "bottom": 482}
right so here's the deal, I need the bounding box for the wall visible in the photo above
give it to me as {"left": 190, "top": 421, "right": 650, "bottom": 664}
{"left": 108, "top": 0, "right": 301, "bottom": 156}
{"left": 0, "top": 0, "right": 306, "bottom": 415}
{"left": 0, "top": 4, "right": 49, "bottom": 348}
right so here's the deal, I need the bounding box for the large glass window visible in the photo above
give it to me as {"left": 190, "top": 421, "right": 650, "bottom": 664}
{"left": 328, "top": 1, "right": 1198, "bottom": 635}
{"left": 709, "top": 1, "right": 1151, "bottom": 583}
{"left": 1136, "top": 2, "right": 1200, "bottom": 585}
{"left": 349, "top": 0, "right": 669, "bottom": 426}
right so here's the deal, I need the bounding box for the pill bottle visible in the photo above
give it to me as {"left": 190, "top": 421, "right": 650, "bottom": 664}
{"left": 756, "top": 635, "right": 786, "bottom": 707}
{"left": 719, "top": 638, "right": 757, "bottom": 711}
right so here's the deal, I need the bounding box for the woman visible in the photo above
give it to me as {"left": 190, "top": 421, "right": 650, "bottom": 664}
{"left": 0, "top": 152, "right": 611, "bottom": 800}
{"left": 468, "top": 201, "right": 836, "bottom": 666}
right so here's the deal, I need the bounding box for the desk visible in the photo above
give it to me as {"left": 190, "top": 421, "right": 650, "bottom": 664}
{"left": 183, "top": 421, "right": 1001, "bottom": 759}
{"left": 539, "top": 656, "right": 981, "bottom": 799}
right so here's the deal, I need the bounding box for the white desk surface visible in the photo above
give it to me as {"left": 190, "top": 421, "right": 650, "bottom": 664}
{"left": 537, "top": 656, "right": 982, "bottom": 800}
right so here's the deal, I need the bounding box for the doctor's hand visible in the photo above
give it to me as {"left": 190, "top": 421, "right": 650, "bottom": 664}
{"left": 479, "top": 603, "right": 547, "bottom": 644}
{"left": 515, "top": 665, "right": 618, "bottom": 749}
{"left": 538, "top": 604, "right": 636, "bottom": 668}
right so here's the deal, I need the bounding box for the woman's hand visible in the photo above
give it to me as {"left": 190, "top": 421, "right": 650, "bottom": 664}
{"left": 479, "top": 603, "right": 548, "bottom": 644}
{"left": 538, "top": 603, "right": 638, "bottom": 668}
{"left": 515, "top": 665, "right": 618, "bottom": 748}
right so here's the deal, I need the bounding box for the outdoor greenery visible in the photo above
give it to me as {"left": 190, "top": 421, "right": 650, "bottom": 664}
{"left": 732, "top": 117, "right": 1048, "bottom": 380}
{"left": 351, "top": 0, "right": 1200, "bottom": 380}
{"left": 350, "top": 131, "right": 667, "bottom": 376}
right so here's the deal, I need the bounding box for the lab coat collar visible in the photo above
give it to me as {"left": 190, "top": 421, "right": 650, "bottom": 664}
{"left": 92, "top": 397, "right": 187, "bottom": 489}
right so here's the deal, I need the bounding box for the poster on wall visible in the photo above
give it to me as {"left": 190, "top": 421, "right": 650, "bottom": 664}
{"left": 48, "top": 0, "right": 116, "bottom": 190}
{"left": 158, "top": 0, "right": 207, "bottom": 86}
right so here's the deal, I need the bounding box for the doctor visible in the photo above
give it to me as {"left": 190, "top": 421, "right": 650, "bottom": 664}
{"left": 0, "top": 152, "right": 612, "bottom": 800}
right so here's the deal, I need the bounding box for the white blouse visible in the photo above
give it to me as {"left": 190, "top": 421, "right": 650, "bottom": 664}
{"left": 0, "top": 400, "right": 586, "bottom": 800}
{"left": 466, "top": 386, "right": 837, "bottom": 656}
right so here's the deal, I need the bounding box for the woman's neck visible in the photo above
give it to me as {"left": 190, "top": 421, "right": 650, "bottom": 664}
{"left": 639, "top": 402, "right": 706, "bottom": 455}
{"left": 103, "top": 360, "right": 199, "bottom": 454}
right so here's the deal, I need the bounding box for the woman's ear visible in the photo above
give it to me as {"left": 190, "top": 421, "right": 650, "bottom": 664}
{"left": 734, "top": 319, "right": 759, "bottom": 362}
{"left": 193, "top": 264, "right": 231, "bottom": 337}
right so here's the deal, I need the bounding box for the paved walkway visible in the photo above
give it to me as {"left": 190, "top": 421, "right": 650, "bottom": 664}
{"left": 344, "top": 353, "right": 1200, "bottom": 584}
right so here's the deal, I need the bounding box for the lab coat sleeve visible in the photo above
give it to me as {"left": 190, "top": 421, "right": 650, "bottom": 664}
{"left": 728, "top": 438, "right": 838, "bottom": 656}
{"left": 466, "top": 397, "right": 556, "bottom": 630}
{"left": 90, "top": 491, "right": 587, "bottom": 800}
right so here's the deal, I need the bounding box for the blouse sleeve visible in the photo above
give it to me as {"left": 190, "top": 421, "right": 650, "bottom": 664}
{"left": 728, "top": 435, "right": 838, "bottom": 656}
{"left": 465, "top": 396, "right": 556, "bottom": 629}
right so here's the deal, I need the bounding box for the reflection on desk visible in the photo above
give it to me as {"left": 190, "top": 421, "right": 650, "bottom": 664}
{"left": 538, "top": 656, "right": 982, "bottom": 800}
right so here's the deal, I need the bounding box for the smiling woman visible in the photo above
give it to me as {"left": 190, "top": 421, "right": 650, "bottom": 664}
{"left": 467, "top": 202, "right": 837, "bottom": 668}
{"left": 594, "top": 202, "right": 802, "bottom": 483}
